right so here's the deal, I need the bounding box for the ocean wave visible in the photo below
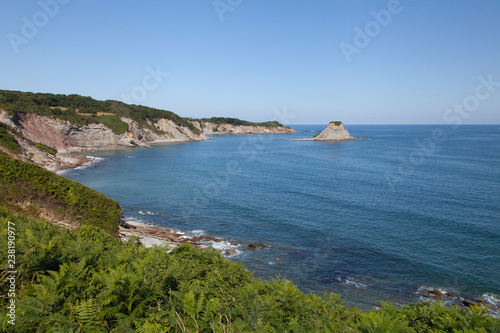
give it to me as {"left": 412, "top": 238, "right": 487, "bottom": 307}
{"left": 123, "top": 217, "right": 153, "bottom": 227}
{"left": 335, "top": 276, "right": 369, "bottom": 289}
{"left": 482, "top": 293, "right": 500, "bottom": 317}
{"left": 199, "top": 240, "right": 243, "bottom": 256}
{"left": 138, "top": 210, "right": 164, "bottom": 216}
{"left": 56, "top": 156, "right": 105, "bottom": 175}
{"left": 482, "top": 293, "right": 500, "bottom": 305}
{"left": 75, "top": 156, "right": 105, "bottom": 170}
{"left": 179, "top": 230, "right": 206, "bottom": 239}
{"left": 191, "top": 230, "right": 206, "bottom": 237}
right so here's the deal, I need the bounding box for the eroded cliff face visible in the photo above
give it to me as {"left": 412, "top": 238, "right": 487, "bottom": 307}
{"left": 0, "top": 110, "right": 208, "bottom": 171}
{"left": 191, "top": 121, "right": 295, "bottom": 135}
{"left": 0, "top": 110, "right": 207, "bottom": 153}
{"left": 0, "top": 109, "right": 293, "bottom": 171}
{"left": 313, "top": 122, "right": 353, "bottom": 141}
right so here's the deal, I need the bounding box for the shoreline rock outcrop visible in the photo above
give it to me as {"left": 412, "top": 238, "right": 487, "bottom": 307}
{"left": 313, "top": 121, "right": 354, "bottom": 141}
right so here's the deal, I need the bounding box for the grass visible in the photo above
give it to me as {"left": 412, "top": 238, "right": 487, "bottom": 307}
{"left": 97, "top": 115, "right": 129, "bottom": 135}
{"left": 33, "top": 142, "right": 57, "bottom": 155}
{"left": 0, "top": 123, "right": 21, "bottom": 154}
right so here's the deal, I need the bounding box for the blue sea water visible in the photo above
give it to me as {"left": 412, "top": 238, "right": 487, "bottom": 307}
{"left": 63, "top": 125, "right": 500, "bottom": 310}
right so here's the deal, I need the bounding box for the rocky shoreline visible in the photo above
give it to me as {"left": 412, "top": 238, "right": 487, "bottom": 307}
{"left": 416, "top": 287, "right": 500, "bottom": 317}
{"left": 119, "top": 220, "right": 267, "bottom": 254}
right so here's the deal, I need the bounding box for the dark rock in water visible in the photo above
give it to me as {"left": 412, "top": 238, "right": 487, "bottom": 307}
{"left": 445, "top": 292, "right": 457, "bottom": 298}
{"left": 428, "top": 290, "right": 443, "bottom": 299}
{"left": 224, "top": 249, "right": 237, "bottom": 255}
{"left": 191, "top": 236, "right": 223, "bottom": 243}
{"left": 463, "top": 300, "right": 478, "bottom": 308}
{"left": 275, "top": 257, "right": 287, "bottom": 262}
{"left": 247, "top": 243, "right": 266, "bottom": 249}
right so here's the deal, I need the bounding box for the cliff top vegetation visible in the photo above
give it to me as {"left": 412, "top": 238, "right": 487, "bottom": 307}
{"left": 0, "top": 90, "right": 200, "bottom": 135}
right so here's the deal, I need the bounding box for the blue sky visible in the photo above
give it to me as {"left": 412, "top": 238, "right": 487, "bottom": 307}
{"left": 1, "top": 0, "right": 499, "bottom": 124}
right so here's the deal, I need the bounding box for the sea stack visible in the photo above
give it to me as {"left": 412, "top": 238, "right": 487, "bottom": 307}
{"left": 313, "top": 121, "right": 354, "bottom": 141}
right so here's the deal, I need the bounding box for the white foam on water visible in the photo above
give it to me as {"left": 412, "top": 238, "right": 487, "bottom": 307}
{"left": 200, "top": 240, "right": 239, "bottom": 251}
{"left": 58, "top": 156, "right": 105, "bottom": 175}
{"left": 180, "top": 230, "right": 206, "bottom": 239}
{"left": 482, "top": 293, "right": 500, "bottom": 306}
{"left": 191, "top": 230, "right": 206, "bottom": 237}
{"left": 138, "top": 210, "right": 163, "bottom": 216}
{"left": 335, "top": 276, "right": 369, "bottom": 289}
{"left": 75, "top": 156, "right": 105, "bottom": 170}
{"left": 482, "top": 293, "right": 500, "bottom": 318}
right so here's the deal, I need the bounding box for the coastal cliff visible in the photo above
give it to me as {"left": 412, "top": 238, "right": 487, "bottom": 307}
{"left": 191, "top": 120, "right": 295, "bottom": 135}
{"left": 0, "top": 109, "right": 208, "bottom": 171}
{"left": 0, "top": 110, "right": 206, "bottom": 153}
{"left": 0, "top": 90, "right": 294, "bottom": 171}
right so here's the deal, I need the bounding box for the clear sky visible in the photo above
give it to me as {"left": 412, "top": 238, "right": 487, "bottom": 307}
{"left": 1, "top": 0, "right": 499, "bottom": 124}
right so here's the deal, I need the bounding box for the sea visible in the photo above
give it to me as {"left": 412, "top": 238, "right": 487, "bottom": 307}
{"left": 62, "top": 125, "right": 500, "bottom": 313}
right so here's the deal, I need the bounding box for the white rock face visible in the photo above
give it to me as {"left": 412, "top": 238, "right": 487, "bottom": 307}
{"left": 313, "top": 122, "right": 353, "bottom": 141}
{"left": 190, "top": 121, "right": 295, "bottom": 135}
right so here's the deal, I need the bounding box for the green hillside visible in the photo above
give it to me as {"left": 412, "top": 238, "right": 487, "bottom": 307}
{"left": 0, "top": 153, "right": 121, "bottom": 235}
{"left": 197, "top": 117, "right": 286, "bottom": 128}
